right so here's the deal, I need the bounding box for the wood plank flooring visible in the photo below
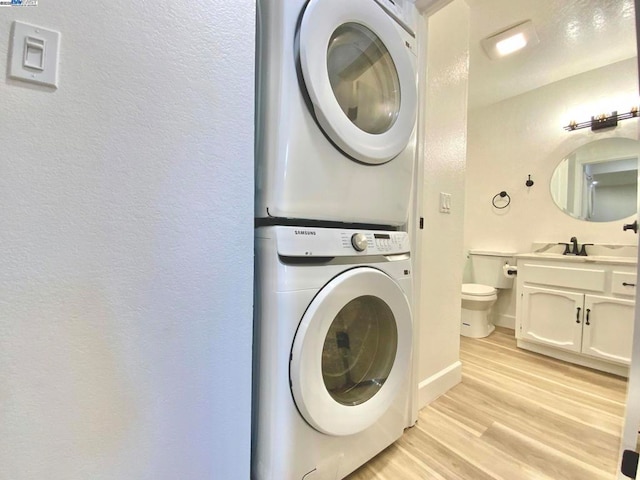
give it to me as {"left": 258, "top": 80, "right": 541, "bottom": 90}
{"left": 345, "top": 327, "right": 628, "bottom": 480}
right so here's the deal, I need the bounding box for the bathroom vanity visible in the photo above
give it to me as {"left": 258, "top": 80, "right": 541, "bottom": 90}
{"left": 515, "top": 245, "right": 637, "bottom": 376}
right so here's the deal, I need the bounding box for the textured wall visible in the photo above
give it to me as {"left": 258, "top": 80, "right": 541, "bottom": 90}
{"left": 465, "top": 58, "right": 639, "bottom": 328}
{"left": 416, "top": 0, "right": 469, "bottom": 403}
{"left": 0, "top": 2, "right": 254, "bottom": 479}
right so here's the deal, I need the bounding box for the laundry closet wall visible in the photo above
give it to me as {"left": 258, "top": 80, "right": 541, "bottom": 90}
{"left": 415, "top": 0, "right": 470, "bottom": 408}
{"left": 0, "top": 2, "right": 254, "bottom": 479}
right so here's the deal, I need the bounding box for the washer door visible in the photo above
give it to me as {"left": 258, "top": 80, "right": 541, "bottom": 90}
{"left": 299, "top": 0, "right": 417, "bottom": 165}
{"left": 290, "top": 267, "right": 412, "bottom": 436}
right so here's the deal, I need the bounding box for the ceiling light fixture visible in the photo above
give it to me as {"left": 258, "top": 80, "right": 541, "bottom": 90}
{"left": 481, "top": 20, "right": 540, "bottom": 60}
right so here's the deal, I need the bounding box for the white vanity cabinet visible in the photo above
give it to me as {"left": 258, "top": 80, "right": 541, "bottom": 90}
{"left": 515, "top": 255, "right": 637, "bottom": 376}
{"left": 581, "top": 295, "right": 634, "bottom": 364}
{"left": 520, "top": 286, "right": 584, "bottom": 353}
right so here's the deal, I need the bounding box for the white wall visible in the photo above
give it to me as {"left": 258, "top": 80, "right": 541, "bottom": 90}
{"left": 0, "top": 2, "right": 255, "bottom": 479}
{"left": 465, "top": 57, "right": 639, "bottom": 328}
{"left": 415, "top": 0, "right": 469, "bottom": 407}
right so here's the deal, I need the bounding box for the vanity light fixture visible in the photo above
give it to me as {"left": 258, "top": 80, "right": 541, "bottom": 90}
{"left": 564, "top": 106, "right": 639, "bottom": 131}
{"left": 481, "top": 20, "right": 540, "bottom": 60}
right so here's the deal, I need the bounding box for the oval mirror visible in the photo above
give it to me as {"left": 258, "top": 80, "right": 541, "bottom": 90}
{"left": 550, "top": 138, "right": 639, "bottom": 222}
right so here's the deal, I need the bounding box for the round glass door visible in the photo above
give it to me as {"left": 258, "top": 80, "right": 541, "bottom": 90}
{"left": 322, "top": 295, "right": 398, "bottom": 406}
{"left": 327, "top": 23, "right": 400, "bottom": 136}
{"left": 299, "top": 0, "right": 417, "bottom": 165}
{"left": 290, "top": 267, "right": 412, "bottom": 436}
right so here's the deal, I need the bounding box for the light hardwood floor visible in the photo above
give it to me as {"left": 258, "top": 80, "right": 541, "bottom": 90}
{"left": 345, "top": 327, "right": 629, "bottom": 480}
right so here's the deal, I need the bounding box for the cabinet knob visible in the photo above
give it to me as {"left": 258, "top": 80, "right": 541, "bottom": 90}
{"left": 576, "top": 306, "right": 581, "bottom": 323}
{"left": 623, "top": 282, "right": 636, "bottom": 287}
{"left": 585, "top": 308, "right": 591, "bottom": 326}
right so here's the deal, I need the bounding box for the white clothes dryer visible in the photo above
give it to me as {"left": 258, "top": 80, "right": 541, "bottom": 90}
{"left": 255, "top": 0, "right": 419, "bottom": 227}
{"left": 252, "top": 226, "right": 413, "bottom": 480}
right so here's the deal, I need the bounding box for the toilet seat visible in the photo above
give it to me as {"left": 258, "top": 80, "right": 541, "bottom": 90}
{"left": 462, "top": 283, "right": 496, "bottom": 297}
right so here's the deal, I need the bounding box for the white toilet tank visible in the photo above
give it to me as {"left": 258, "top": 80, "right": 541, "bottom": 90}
{"left": 469, "top": 250, "right": 515, "bottom": 289}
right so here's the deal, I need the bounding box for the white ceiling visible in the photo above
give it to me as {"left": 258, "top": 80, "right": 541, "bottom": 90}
{"left": 466, "top": 0, "right": 638, "bottom": 110}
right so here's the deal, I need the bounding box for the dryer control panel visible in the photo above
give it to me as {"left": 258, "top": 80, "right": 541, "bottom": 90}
{"left": 275, "top": 226, "right": 409, "bottom": 257}
{"left": 374, "top": 0, "right": 418, "bottom": 35}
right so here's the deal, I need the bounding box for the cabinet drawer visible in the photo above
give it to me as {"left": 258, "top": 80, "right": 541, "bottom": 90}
{"left": 612, "top": 271, "right": 637, "bottom": 297}
{"left": 522, "top": 264, "right": 606, "bottom": 291}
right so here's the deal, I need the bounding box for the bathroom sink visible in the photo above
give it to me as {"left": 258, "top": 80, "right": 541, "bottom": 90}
{"left": 514, "top": 242, "right": 638, "bottom": 266}
{"left": 516, "top": 252, "right": 637, "bottom": 265}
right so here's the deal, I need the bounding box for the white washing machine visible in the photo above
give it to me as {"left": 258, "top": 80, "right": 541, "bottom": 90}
{"left": 255, "top": 0, "right": 419, "bottom": 227}
{"left": 252, "top": 226, "right": 413, "bottom": 480}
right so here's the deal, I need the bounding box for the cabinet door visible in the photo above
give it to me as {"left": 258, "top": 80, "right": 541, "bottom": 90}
{"left": 581, "top": 295, "right": 635, "bottom": 365}
{"left": 520, "top": 286, "right": 583, "bottom": 353}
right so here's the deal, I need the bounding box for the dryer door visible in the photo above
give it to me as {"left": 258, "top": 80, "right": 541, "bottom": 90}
{"left": 290, "top": 267, "right": 412, "bottom": 436}
{"left": 299, "top": 0, "right": 417, "bottom": 165}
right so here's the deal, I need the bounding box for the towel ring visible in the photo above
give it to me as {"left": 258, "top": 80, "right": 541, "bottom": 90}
{"left": 492, "top": 191, "right": 510, "bottom": 209}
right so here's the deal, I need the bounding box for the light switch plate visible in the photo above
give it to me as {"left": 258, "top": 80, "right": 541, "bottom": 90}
{"left": 9, "top": 21, "right": 60, "bottom": 88}
{"left": 439, "top": 192, "right": 452, "bottom": 213}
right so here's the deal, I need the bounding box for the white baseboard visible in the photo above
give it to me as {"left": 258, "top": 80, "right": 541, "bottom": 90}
{"left": 417, "top": 361, "right": 462, "bottom": 409}
{"left": 495, "top": 313, "right": 515, "bottom": 330}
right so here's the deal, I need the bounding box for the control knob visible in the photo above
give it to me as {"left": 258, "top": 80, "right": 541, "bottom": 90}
{"left": 351, "top": 233, "right": 367, "bottom": 252}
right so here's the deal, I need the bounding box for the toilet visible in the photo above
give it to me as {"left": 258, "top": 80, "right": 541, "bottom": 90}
{"left": 461, "top": 250, "right": 515, "bottom": 338}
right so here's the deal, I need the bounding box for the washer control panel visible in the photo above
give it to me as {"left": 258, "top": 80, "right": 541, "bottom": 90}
{"left": 274, "top": 226, "right": 410, "bottom": 257}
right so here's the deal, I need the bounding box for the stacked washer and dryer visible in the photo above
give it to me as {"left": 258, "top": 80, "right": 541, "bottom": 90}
{"left": 253, "top": 0, "right": 419, "bottom": 479}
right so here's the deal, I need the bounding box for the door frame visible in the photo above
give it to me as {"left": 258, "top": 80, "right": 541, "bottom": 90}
{"left": 617, "top": 2, "right": 640, "bottom": 476}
